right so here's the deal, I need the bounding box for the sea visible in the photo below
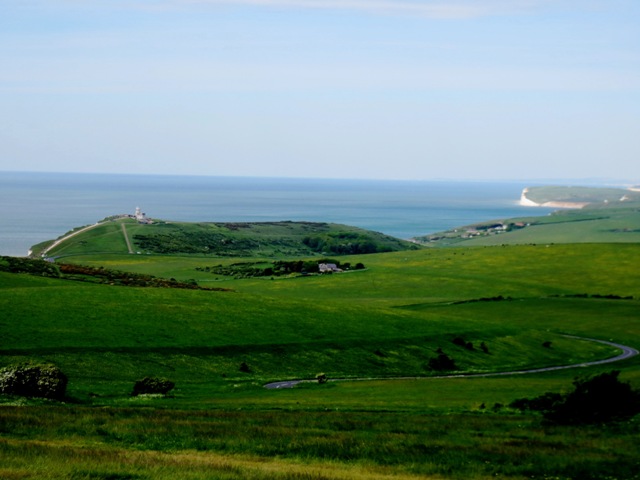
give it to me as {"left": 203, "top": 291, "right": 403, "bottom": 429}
{"left": 0, "top": 171, "right": 554, "bottom": 257}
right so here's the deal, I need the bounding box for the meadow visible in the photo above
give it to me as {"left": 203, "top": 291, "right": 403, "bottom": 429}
{"left": 2, "top": 219, "right": 640, "bottom": 478}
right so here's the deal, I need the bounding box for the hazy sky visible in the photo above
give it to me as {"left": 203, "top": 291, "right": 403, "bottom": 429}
{"left": 1, "top": 1, "right": 639, "bottom": 182}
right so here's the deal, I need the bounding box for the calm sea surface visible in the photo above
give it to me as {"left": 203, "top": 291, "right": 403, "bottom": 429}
{"left": 0, "top": 172, "right": 552, "bottom": 257}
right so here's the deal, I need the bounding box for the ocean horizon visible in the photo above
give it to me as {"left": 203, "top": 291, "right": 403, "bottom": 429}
{"left": 0, "top": 171, "right": 554, "bottom": 257}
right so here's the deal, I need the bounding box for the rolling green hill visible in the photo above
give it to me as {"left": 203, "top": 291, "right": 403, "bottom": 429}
{"left": 2, "top": 242, "right": 640, "bottom": 479}
{"left": 3, "top": 243, "right": 639, "bottom": 400}
{"left": 3, "top": 196, "right": 640, "bottom": 479}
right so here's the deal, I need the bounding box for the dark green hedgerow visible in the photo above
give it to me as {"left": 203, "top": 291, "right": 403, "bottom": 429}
{"left": 57, "top": 263, "right": 231, "bottom": 291}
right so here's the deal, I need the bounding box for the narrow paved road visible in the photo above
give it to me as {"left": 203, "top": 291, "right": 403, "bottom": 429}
{"left": 264, "top": 335, "right": 639, "bottom": 389}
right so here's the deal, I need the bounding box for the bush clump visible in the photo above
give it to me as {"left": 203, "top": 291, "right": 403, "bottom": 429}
{"left": 427, "top": 352, "right": 457, "bottom": 371}
{"left": 0, "top": 362, "right": 68, "bottom": 400}
{"left": 510, "top": 370, "right": 640, "bottom": 424}
{"left": 131, "top": 377, "right": 175, "bottom": 396}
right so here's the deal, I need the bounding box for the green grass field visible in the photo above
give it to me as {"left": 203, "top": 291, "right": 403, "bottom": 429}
{"left": 2, "top": 212, "right": 640, "bottom": 478}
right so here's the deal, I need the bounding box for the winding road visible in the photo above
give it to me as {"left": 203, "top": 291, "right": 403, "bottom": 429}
{"left": 264, "top": 335, "right": 639, "bottom": 389}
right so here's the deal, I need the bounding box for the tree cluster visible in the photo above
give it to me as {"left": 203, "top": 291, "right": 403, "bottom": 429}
{"left": 302, "top": 232, "right": 396, "bottom": 255}
{"left": 197, "top": 259, "right": 364, "bottom": 278}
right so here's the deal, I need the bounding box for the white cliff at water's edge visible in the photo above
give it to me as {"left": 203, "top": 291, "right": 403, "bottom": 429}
{"left": 519, "top": 187, "right": 589, "bottom": 209}
{"left": 519, "top": 188, "right": 540, "bottom": 207}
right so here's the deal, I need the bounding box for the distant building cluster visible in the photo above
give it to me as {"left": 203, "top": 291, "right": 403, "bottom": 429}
{"left": 459, "top": 222, "right": 527, "bottom": 239}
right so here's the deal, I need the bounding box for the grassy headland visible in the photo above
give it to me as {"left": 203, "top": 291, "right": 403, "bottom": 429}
{"left": 521, "top": 185, "right": 640, "bottom": 206}
{"left": 31, "top": 219, "right": 418, "bottom": 259}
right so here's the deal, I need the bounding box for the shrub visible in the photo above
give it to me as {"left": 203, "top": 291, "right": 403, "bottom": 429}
{"left": 547, "top": 371, "right": 640, "bottom": 424}
{"left": 0, "top": 362, "right": 68, "bottom": 400}
{"left": 510, "top": 392, "right": 562, "bottom": 412}
{"left": 131, "top": 377, "right": 175, "bottom": 396}
{"left": 427, "top": 353, "right": 457, "bottom": 371}
{"left": 510, "top": 371, "right": 640, "bottom": 424}
{"left": 316, "top": 373, "right": 328, "bottom": 384}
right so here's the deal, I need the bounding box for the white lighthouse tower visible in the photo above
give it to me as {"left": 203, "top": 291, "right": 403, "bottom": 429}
{"left": 134, "top": 207, "right": 146, "bottom": 222}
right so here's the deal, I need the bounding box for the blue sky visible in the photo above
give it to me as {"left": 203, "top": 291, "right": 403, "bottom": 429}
{"left": 1, "top": 0, "right": 639, "bottom": 182}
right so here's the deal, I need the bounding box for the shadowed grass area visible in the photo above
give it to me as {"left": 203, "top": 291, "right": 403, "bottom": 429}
{"left": 1, "top": 406, "right": 639, "bottom": 479}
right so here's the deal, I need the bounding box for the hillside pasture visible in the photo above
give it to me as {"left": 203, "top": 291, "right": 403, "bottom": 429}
{"left": 2, "top": 243, "right": 639, "bottom": 404}
{"left": 2, "top": 239, "right": 640, "bottom": 479}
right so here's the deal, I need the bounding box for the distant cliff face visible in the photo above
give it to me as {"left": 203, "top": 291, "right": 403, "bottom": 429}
{"left": 519, "top": 185, "right": 640, "bottom": 209}
{"left": 519, "top": 188, "right": 589, "bottom": 209}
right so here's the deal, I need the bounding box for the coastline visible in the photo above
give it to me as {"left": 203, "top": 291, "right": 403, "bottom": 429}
{"left": 0, "top": 174, "right": 537, "bottom": 257}
{"left": 519, "top": 187, "right": 588, "bottom": 209}
{"left": 518, "top": 188, "right": 540, "bottom": 207}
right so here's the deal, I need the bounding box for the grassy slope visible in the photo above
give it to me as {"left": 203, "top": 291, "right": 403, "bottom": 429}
{"left": 4, "top": 211, "right": 640, "bottom": 479}
{"left": 2, "top": 243, "right": 640, "bottom": 479}
{"left": 2, "top": 244, "right": 639, "bottom": 405}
